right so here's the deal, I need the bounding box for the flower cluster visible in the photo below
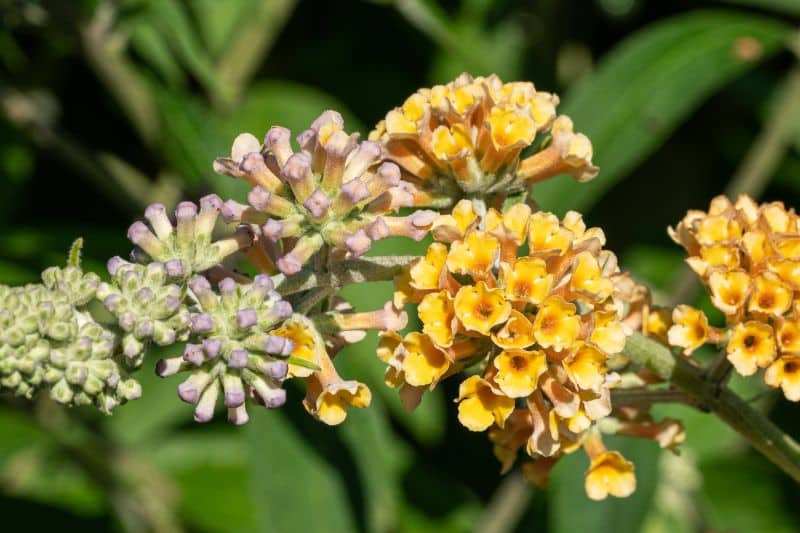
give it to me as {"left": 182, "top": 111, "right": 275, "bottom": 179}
{"left": 215, "top": 110, "right": 436, "bottom": 275}
{"left": 668, "top": 195, "right": 800, "bottom": 399}
{"left": 379, "top": 200, "right": 635, "bottom": 494}
{"left": 0, "top": 268, "right": 141, "bottom": 413}
{"left": 370, "top": 73, "right": 597, "bottom": 207}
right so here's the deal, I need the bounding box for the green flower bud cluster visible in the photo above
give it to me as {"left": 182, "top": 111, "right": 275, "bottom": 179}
{"left": 0, "top": 276, "right": 141, "bottom": 414}
{"left": 97, "top": 258, "right": 192, "bottom": 365}
{"left": 127, "top": 195, "right": 253, "bottom": 279}
{"left": 156, "top": 274, "right": 295, "bottom": 425}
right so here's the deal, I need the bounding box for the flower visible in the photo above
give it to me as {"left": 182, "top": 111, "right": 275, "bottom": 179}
{"left": 155, "top": 275, "right": 295, "bottom": 424}
{"left": 668, "top": 195, "right": 800, "bottom": 398}
{"left": 370, "top": 74, "right": 596, "bottom": 207}
{"left": 380, "top": 200, "right": 631, "bottom": 491}
{"left": 584, "top": 451, "right": 636, "bottom": 501}
{"left": 726, "top": 321, "right": 776, "bottom": 376}
{"left": 215, "top": 110, "right": 436, "bottom": 274}
{"left": 304, "top": 353, "right": 372, "bottom": 425}
{"left": 765, "top": 356, "right": 800, "bottom": 401}
{"left": 456, "top": 375, "right": 515, "bottom": 431}
{"left": 667, "top": 305, "right": 710, "bottom": 355}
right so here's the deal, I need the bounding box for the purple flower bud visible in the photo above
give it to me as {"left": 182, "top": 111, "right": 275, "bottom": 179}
{"left": 228, "top": 348, "right": 249, "bottom": 369}
{"left": 183, "top": 344, "right": 205, "bottom": 366}
{"left": 200, "top": 194, "right": 223, "bottom": 212}
{"left": 295, "top": 129, "right": 316, "bottom": 151}
{"left": 202, "top": 338, "right": 222, "bottom": 358}
{"left": 282, "top": 152, "right": 312, "bottom": 182}
{"left": 224, "top": 390, "right": 245, "bottom": 408}
{"left": 264, "top": 388, "right": 287, "bottom": 408}
{"left": 240, "top": 152, "right": 267, "bottom": 173}
{"left": 377, "top": 162, "right": 401, "bottom": 185}
{"left": 191, "top": 313, "right": 214, "bottom": 333}
{"left": 367, "top": 217, "right": 390, "bottom": 240}
{"left": 135, "top": 287, "right": 154, "bottom": 304}
{"left": 303, "top": 189, "right": 332, "bottom": 218}
{"left": 247, "top": 186, "right": 271, "bottom": 211}
{"left": 237, "top": 308, "right": 258, "bottom": 329}
{"left": 107, "top": 256, "right": 126, "bottom": 276}
{"left": 127, "top": 221, "right": 154, "bottom": 246}
{"left": 231, "top": 133, "right": 261, "bottom": 162}
{"left": 358, "top": 140, "right": 382, "bottom": 160}
{"left": 411, "top": 210, "right": 437, "bottom": 228}
{"left": 175, "top": 201, "right": 198, "bottom": 221}
{"left": 104, "top": 294, "right": 121, "bottom": 311}
{"left": 135, "top": 320, "right": 154, "bottom": 338}
{"left": 273, "top": 300, "right": 293, "bottom": 320}
{"left": 119, "top": 314, "right": 136, "bottom": 332}
{"left": 129, "top": 246, "right": 149, "bottom": 264}
{"left": 264, "top": 335, "right": 295, "bottom": 357}
{"left": 193, "top": 404, "right": 215, "bottom": 423}
{"left": 252, "top": 274, "right": 273, "bottom": 290}
{"left": 268, "top": 360, "right": 289, "bottom": 380}
{"left": 188, "top": 275, "right": 212, "bottom": 294}
{"left": 163, "top": 295, "right": 181, "bottom": 314}
{"left": 277, "top": 254, "right": 303, "bottom": 275}
{"left": 341, "top": 178, "right": 371, "bottom": 203}
{"left": 228, "top": 406, "right": 249, "bottom": 426}
{"left": 221, "top": 199, "right": 246, "bottom": 223}
{"left": 264, "top": 126, "right": 291, "bottom": 150}
{"left": 218, "top": 277, "right": 237, "bottom": 295}
{"left": 261, "top": 219, "right": 284, "bottom": 241}
{"left": 144, "top": 203, "right": 167, "bottom": 220}
{"left": 165, "top": 259, "right": 185, "bottom": 278}
{"left": 345, "top": 230, "right": 372, "bottom": 257}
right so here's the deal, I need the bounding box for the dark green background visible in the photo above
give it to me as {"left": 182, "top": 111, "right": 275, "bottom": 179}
{"left": 2, "top": 0, "right": 800, "bottom": 531}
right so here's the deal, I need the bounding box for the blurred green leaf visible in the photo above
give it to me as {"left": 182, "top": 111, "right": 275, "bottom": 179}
{"left": 549, "top": 436, "right": 660, "bottom": 533}
{"left": 721, "top": 0, "right": 800, "bottom": 16}
{"left": 535, "top": 10, "right": 790, "bottom": 215}
{"left": 127, "top": 18, "right": 185, "bottom": 88}
{"left": 190, "top": 0, "right": 254, "bottom": 59}
{"left": 247, "top": 411, "right": 357, "bottom": 533}
{"left": 701, "top": 454, "right": 796, "bottom": 532}
{"left": 621, "top": 245, "right": 684, "bottom": 290}
{"left": 0, "top": 408, "right": 47, "bottom": 463}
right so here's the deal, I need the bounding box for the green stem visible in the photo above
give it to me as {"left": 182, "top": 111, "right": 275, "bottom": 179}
{"left": 624, "top": 333, "right": 800, "bottom": 482}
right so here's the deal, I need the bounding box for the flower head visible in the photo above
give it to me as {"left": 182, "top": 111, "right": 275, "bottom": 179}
{"left": 215, "top": 111, "right": 436, "bottom": 274}
{"left": 669, "top": 195, "right": 800, "bottom": 398}
{"left": 584, "top": 451, "right": 636, "bottom": 501}
{"left": 370, "top": 74, "right": 597, "bottom": 206}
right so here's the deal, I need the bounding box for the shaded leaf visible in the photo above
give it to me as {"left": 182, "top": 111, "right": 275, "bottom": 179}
{"left": 535, "top": 10, "right": 790, "bottom": 215}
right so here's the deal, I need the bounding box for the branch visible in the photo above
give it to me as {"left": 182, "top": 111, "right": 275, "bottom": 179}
{"left": 624, "top": 333, "right": 800, "bottom": 482}
{"left": 275, "top": 255, "right": 418, "bottom": 295}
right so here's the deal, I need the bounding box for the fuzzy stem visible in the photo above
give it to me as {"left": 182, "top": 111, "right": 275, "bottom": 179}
{"left": 624, "top": 332, "right": 800, "bottom": 482}
{"left": 275, "top": 255, "right": 418, "bottom": 295}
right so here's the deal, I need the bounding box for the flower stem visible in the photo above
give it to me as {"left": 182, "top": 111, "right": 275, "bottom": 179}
{"left": 275, "top": 255, "right": 418, "bottom": 295}
{"left": 624, "top": 333, "right": 800, "bottom": 482}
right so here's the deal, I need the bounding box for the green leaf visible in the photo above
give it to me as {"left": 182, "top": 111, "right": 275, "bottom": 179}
{"left": 247, "top": 411, "right": 357, "bottom": 533}
{"left": 721, "top": 0, "right": 800, "bottom": 16}
{"left": 549, "top": 436, "right": 661, "bottom": 533}
{"left": 535, "top": 10, "right": 790, "bottom": 215}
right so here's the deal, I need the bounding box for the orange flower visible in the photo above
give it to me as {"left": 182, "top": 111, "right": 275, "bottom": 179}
{"left": 533, "top": 296, "right": 580, "bottom": 351}
{"left": 456, "top": 375, "right": 515, "bottom": 431}
{"left": 492, "top": 349, "right": 547, "bottom": 397}
{"left": 584, "top": 451, "right": 636, "bottom": 500}
{"left": 454, "top": 281, "right": 512, "bottom": 336}
{"left": 726, "top": 321, "right": 777, "bottom": 376}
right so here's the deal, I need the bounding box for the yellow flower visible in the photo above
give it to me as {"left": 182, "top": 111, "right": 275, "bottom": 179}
{"left": 499, "top": 257, "right": 553, "bottom": 305}
{"left": 489, "top": 409, "right": 533, "bottom": 474}
{"left": 742, "top": 230, "right": 770, "bottom": 266}
{"left": 570, "top": 251, "right": 614, "bottom": 300}
{"left": 708, "top": 269, "right": 751, "bottom": 317}
{"left": 584, "top": 451, "right": 636, "bottom": 500}
{"left": 492, "top": 349, "right": 547, "bottom": 397}
{"left": 590, "top": 311, "right": 627, "bottom": 354}
{"left": 726, "top": 321, "right": 777, "bottom": 376}
{"left": 431, "top": 199, "right": 478, "bottom": 242}
{"left": 410, "top": 243, "right": 448, "bottom": 291}
{"left": 272, "top": 317, "right": 323, "bottom": 378}
{"left": 667, "top": 305, "right": 710, "bottom": 355}
{"left": 564, "top": 344, "right": 608, "bottom": 392}
{"left": 431, "top": 124, "right": 472, "bottom": 160}
{"left": 402, "top": 332, "right": 450, "bottom": 387}
{"left": 767, "top": 258, "right": 800, "bottom": 288}
{"left": 528, "top": 212, "right": 573, "bottom": 255}
{"left": 304, "top": 377, "right": 372, "bottom": 426}
{"left": 533, "top": 296, "right": 580, "bottom": 351}
{"left": 748, "top": 272, "right": 792, "bottom": 317}
{"left": 454, "top": 281, "right": 512, "bottom": 336}
{"left": 643, "top": 305, "right": 672, "bottom": 342}
{"left": 492, "top": 310, "right": 536, "bottom": 349}
{"left": 447, "top": 231, "right": 500, "bottom": 278}
{"left": 776, "top": 317, "right": 800, "bottom": 353}
{"left": 695, "top": 214, "right": 742, "bottom": 246}
{"left": 765, "top": 356, "right": 800, "bottom": 401}
{"left": 456, "top": 375, "right": 515, "bottom": 431}
{"left": 562, "top": 211, "right": 605, "bottom": 245}
{"left": 486, "top": 204, "right": 532, "bottom": 248}
{"left": 686, "top": 243, "right": 740, "bottom": 276}
{"left": 486, "top": 105, "right": 537, "bottom": 149}
{"left": 418, "top": 290, "right": 456, "bottom": 348}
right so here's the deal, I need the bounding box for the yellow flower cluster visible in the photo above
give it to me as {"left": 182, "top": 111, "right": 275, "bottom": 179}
{"left": 379, "top": 200, "right": 635, "bottom": 496}
{"left": 668, "top": 195, "right": 800, "bottom": 400}
{"left": 369, "top": 73, "right": 597, "bottom": 207}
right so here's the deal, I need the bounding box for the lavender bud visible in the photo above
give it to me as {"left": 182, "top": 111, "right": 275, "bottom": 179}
{"left": 202, "top": 338, "right": 222, "bottom": 358}
{"left": 191, "top": 313, "right": 214, "bottom": 334}
{"left": 228, "top": 348, "right": 249, "bottom": 369}
{"left": 303, "top": 189, "right": 332, "bottom": 218}
{"left": 237, "top": 308, "right": 258, "bottom": 329}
